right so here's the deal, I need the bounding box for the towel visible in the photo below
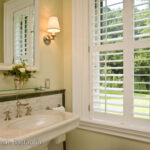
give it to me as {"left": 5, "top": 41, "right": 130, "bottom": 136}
{"left": 52, "top": 106, "right": 65, "bottom": 112}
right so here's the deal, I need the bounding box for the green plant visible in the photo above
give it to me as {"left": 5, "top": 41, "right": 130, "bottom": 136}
{"left": 3, "top": 62, "right": 36, "bottom": 82}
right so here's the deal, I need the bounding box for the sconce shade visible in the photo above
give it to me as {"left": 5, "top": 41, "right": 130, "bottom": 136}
{"left": 48, "top": 16, "right": 60, "bottom": 34}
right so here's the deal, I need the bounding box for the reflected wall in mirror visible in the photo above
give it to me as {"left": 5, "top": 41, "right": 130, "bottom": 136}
{"left": 0, "top": 0, "right": 39, "bottom": 70}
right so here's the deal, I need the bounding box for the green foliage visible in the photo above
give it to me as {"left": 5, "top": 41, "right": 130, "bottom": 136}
{"left": 3, "top": 63, "right": 36, "bottom": 82}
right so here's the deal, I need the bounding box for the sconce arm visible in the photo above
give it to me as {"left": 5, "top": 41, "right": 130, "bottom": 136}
{"left": 43, "top": 34, "right": 56, "bottom": 45}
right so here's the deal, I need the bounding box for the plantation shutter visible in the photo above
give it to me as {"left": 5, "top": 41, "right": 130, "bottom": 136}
{"left": 93, "top": 50, "right": 124, "bottom": 116}
{"left": 90, "top": 0, "right": 124, "bottom": 122}
{"left": 134, "top": 48, "right": 150, "bottom": 120}
{"left": 14, "top": 6, "right": 34, "bottom": 65}
{"left": 93, "top": 0, "right": 123, "bottom": 45}
{"left": 134, "top": 0, "right": 150, "bottom": 40}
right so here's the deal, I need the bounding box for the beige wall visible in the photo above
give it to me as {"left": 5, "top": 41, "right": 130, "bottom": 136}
{"left": 62, "top": 0, "right": 72, "bottom": 112}
{"left": 0, "top": 0, "right": 5, "bottom": 62}
{"left": 62, "top": 0, "right": 150, "bottom": 150}
{"left": 0, "top": 0, "right": 64, "bottom": 90}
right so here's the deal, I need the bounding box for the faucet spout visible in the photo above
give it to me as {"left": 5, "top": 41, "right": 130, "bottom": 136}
{"left": 16, "top": 100, "right": 29, "bottom": 118}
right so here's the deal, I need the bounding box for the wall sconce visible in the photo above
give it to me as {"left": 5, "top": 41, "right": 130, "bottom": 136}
{"left": 43, "top": 16, "right": 60, "bottom": 45}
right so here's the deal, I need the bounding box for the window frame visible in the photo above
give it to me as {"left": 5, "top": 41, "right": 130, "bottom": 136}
{"left": 72, "top": 0, "right": 150, "bottom": 143}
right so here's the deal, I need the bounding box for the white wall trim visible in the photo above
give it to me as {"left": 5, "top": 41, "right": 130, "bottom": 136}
{"left": 0, "top": 64, "right": 12, "bottom": 70}
{"left": 79, "top": 120, "right": 150, "bottom": 143}
{"left": 72, "top": 0, "right": 90, "bottom": 120}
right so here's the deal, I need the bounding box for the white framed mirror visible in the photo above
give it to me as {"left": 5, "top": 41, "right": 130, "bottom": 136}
{"left": 0, "top": 0, "right": 40, "bottom": 70}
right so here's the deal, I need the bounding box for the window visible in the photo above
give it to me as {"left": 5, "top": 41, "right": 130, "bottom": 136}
{"left": 72, "top": 0, "right": 150, "bottom": 142}
{"left": 90, "top": 0, "right": 150, "bottom": 125}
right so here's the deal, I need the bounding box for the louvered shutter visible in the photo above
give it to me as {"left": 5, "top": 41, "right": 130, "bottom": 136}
{"left": 134, "top": 47, "right": 150, "bottom": 120}
{"left": 93, "top": 50, "right": 124, "bottom": 116}
{"left": 14, "top": 6, "right": 34, "bottom": 65}
{"left": 91, "top": 0, "right": 124, "bottom": 122}
{"left": 93, "top": 0, "right": 123, "bottom": 45}
{"left": 134, "top": 0, "right": 150, "bottom": 40}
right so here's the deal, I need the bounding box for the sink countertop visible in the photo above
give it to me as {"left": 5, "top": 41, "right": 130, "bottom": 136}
{"left": 0, "top": 110, "right": 80, "bottom": 150}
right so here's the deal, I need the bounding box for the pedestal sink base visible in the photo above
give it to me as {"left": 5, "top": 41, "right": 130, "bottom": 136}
{"left": 31, "top": 143, "right": 49, "bottom": 150}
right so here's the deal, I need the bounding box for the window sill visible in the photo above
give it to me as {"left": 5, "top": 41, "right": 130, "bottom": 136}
{"left": 79, "top": 119, "right": 150, "bottom": 143}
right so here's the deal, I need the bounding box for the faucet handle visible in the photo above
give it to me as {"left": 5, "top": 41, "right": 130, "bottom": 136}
{"left": 25, "top": 106, "right": 32, "bottom": 116}
{"left": 46, "top": 106, "right": 52, "bottom": 110}
{"left": 4, "top": 111, "right": 11, "bottom": 121}
{"left": 57, "top": 104, "right": 61, "bottom": 107}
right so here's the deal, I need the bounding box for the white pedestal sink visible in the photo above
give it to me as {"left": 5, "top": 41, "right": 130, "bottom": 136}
{"left": 0, "top": 110, "right": 79, "bottom": 150}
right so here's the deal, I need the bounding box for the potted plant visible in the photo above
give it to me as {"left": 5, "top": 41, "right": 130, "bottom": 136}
{"left": 3, "top": 63, "right": 36, "bottom": 89}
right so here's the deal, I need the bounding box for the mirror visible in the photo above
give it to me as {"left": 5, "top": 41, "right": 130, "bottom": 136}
{"left": 0, "top": 0, "right": 39, "bottom": 70}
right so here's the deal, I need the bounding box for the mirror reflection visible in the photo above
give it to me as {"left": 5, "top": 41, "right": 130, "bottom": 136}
{"left": 0, "top": 0, "right": 39, "bottom": 68}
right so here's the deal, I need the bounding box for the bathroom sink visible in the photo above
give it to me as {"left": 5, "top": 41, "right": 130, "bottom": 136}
{"left": 7, "top": 114, "right": 63, "bottom": 130}
{"left": 0, "top": 110, "right": 80, "bottom": 150}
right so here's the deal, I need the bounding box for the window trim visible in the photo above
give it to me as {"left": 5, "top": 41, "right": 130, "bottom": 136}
{"left": 79, "top": 120, "right": 150, "bottom": 143}
{"left": 72, "top": 0, "right": 150, "bottom": 143}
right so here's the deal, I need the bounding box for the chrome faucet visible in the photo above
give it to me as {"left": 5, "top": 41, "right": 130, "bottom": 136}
{"left": 16, "top": 100, "right": 29, "bottom": 118}
{"left": 25, "top": 106, "right": 32, "bottom": 116}
{"left": 4, "top": 111, "right": 11, "bottom": 121}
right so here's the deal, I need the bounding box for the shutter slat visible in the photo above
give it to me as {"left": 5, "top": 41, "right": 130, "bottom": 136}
{"left": 95, "top": 59, "right": 123, "bottom": 63}
{"left": 134, "top": 97, "right": 150, "bottom": 100}
{"left": 94, "top": 23, "right": 123, "bottom": 30}
{"left": 95, "top": 9, "right": 122, "bottom": 16}
{"left": 94, "top": 80, "right": 123, "bottom": 84}
{"left": 94, "top": 37, "right": 123, "bottom": 43}
{"left": 94, "top": 67, "right": 123, "bottom": 70}
{"left": 94, "top": 52, "right": 123, "bottom": 56}
{"left": 134, "top": 26, "right": 150, "bottom": 30}
{"left": 134, "top": 2, "right": 150, "bottom": 7}
{"left": 134, "top": 112, "right": 149, "bottom": 117}
{"left": 134, "top": 104, "right": 149, "bottom": 108}
{"left": 135, "top": 82, "right": 150, "bottom": 84}
{"left": 94, "top": 74, "right": 123, "bottom": 77}
{"left": 94, "top": 107, "right": 123, "bottom": 113}
{"left": 134, "top": 90, "right": 150, "bottom": 92}
{"left": 134, "top": 58, "right": 150, "bottom": 61}
{"left": 94, "top": 93, "right": 123, "bottom": 98}
{"left": 134, "top": 10, "right": 150, "bottom": 15}
{"left": 134, "top": 18, "right": 150, "bottom": 23}
{"left": 94, "top": 100, "right": 123, "bottom": 106}
{"left": 94, "top": 16, "right": 122, "bottom": 24}
{"left": 94, "top": 87, "right": 123, "bottom": 91}
{"left": 95, "top": 30, "right": 123, "bottom": 36}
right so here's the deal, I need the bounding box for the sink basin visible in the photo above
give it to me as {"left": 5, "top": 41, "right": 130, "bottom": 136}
{"left": 0, "top": 110, "right": 79, "bottom": 150}
{"left": 7, "top": 115, "right": 63, "bottom": 130}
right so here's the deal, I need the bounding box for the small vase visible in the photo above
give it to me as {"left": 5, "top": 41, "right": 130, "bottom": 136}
{"left": 14, "top": 78, "right": 24, "bottom": 89}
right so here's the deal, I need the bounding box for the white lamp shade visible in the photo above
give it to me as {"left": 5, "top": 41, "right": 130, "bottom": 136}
{"left": 48, "top": 16, "right": 60, "bottom": 34}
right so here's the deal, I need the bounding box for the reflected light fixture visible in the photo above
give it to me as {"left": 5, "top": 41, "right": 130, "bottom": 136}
{"left": 43, "top": 16, "right": 60, "bottom": 45}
